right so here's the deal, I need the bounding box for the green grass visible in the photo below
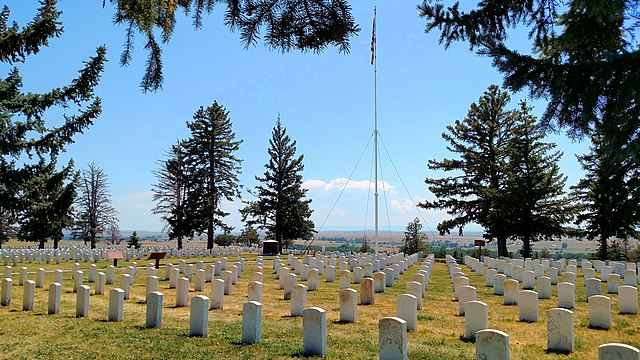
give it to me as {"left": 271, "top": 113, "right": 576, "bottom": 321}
{"left": 0, "top": 253, "right": 638, "bottom": 359}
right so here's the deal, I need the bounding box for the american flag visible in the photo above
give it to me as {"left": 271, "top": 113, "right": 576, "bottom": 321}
{"left": 371, "top": 12, "right": 376, "bottom": 65}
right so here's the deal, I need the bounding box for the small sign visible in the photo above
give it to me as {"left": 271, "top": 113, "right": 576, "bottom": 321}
{"left": 474, "top": 240, "right": 486, "bottom": 247}
{"left": 107, "top": 251, "right": 124, "bottom": 260}
{"left": 107, "top": 251, "right": 124, "bottom": 267}
{"left": 148, "top": 252, "right": 167, "bottom": 269}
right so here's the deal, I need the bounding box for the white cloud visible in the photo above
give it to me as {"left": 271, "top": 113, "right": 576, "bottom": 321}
{"left": 390, "top": 196, "right": 425, "bottom": 213}
{"left": 303, "top": 178, "right": 397, "bottom": 194}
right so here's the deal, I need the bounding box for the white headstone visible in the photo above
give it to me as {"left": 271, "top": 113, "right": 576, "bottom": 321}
{"left": 373, "top": 271, "right": 386, "bottom": 293}
{"left": 558, "top": 282, "right": 575, "bottom": 309}
{"left": 485, "top": 269, "right": 497, "bottom": 287}
{"left": 458, "top": 285, "right": 477, "bottom": 316}
{"left": 624, "top": 269, "right": 637, "bottom": 286}
{"left": 503, "top": 279, "right": 519, "bottom": 305}
{"left": 54, "top": 269, "right": 63, "bottom": 286}
{"left": 210, "top": 279, "right": 224, "bottom": 310}
{"left": 96, "top": 272, "right": 105, "bottom": 295}
{"left": 22, "top": 280, "right": 35, "bottom": 311}
{"left": 73, "top": 270, "right": 83, "bottom": 293}
{"left": 360, "top": 278, "right": 374, "bottom": 305}
{"left": 397, "top": 294, "right": 417, "bottom": 332}
{"left": 303, "top": 307, "right": 327, "bottom": 357}
{"left": 464, "top": 301, "right": 488, "bottom": 341}
{"left": 562, "top": 272, "right": 576, "bottom": 285}
{"left": 589, "top": 295, "right": 612, "bottom": 330}
{"left": 76, "top": 285, "right": 90, "bottom": 318}
{"left": 194, "top": 269, "right": 205, "bottom": 292}
{"left": 619, "top": 285, "right": 638, "bottom": 315}
{"left": 120, "top": 274, "right": 131, "bottom": 300}
{"left": 106, "top": 265, "right": 115, "bottom": 285}
{"left": 608, "top": 273, "right": 621, "bottom": 294}
{"left": 547, "top": 308, "right": 573, "bottom": 353}
{"left": 493, "top": 274, "right": 506, "bottom": 295}
{"left": 18, "top": 267, "right": 27, "bottom": 286}
{"left": 189, "top": 295, "right": 209, "bottom": 337}
{"left": 598, "top": 343, "right": 640, "bottom": 360}
{"left": 586, "top": 277, "right": 602, "bottom": 299}
{"left": 522, "top": 270, "right": 535, "bottom": 290}
{"left": 406, "top": 281, "right": 422, "bottom": 310}
{"left": 476, "top": 329, "right": 510, "bottom": 360}
{"left": 176, "top": 277, "right": 189, "bottom": 307}
{"left": 308, "top": 268, "right": 319, "bottom": 291}
{"left": 339, "top": 270, "right": 351, "bottom": 289}
{"left": 291, "top": 284, "right": 308, "bottom": 317}
{"left": 146, "top": 291, "right": 163, "bottom": 328}
{"left": 284, "top": 273, "right": 297, "bottom": 300}
{"left": 379, "top": 317, "right": 408, "bottom": 360}
{"left": 2, "top": 278, "right": 13, "bottom": 306}
{"left": 340, "top": 288, "right": 357, "bottom": 323}
{"left": 519, "top": 290, "right": 539, "bottom": 322}
{"left": 242, "top": 301, "right": 262, "bottom": 344}
{"left": 108, "top": 288, "right": 125, "bottom": 322}
{"left": 248, "top": 281, "right": 263, "bottom": 303}
{"left": 48, "top": 282, "right": 61, "bottom": 314}
{"left": 537, "top": 276, "right": 552, "bottom": 299}
{"left": 222, "top": 270, "right": 233, "bottom": 295}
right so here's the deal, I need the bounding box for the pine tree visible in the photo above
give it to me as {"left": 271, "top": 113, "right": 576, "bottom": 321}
{"left": 0, "top": 1, "right": 106, "bottom": 245}
{"left": 17, "top": 158, "right": 78, "bottom": 249}
{"left": 504, "top": 103, "right": 577, "bottom": 258}
{"left": 127, "top": 230, "right": 140, "bottom": 249}
{"left": 183, "top": 102, "right": 243, "bottom": 250}
{"left": 401, "top": 217, "right": 428, "bottom": 255}
{"left": 241, "top": 115, "right": 315, "bottom": 252}
{"left": 572, "top": 125, "right": 640, "bottom": 260}
{"left": 421, "top": 86, "right": 518, "bottom": 257}
{"left": 419, "top": 2, "right": 640, "bottom": 255}
{"left": 106, "top": 0, "right": 359, "bottom": 91}
{"left": 238, "top": 223, "right": 260, "bottom": 247}
{"left": 74, "top": 162, "right": 118, "bottom": 249}
{"left": 152, "top": 141, "right": 195, "bottom": 249}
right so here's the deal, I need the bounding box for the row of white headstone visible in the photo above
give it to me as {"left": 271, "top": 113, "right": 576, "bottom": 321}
{"left": 453, "top": 255, "right": 640, "bottom": 358}
{"left": 0, "top": 244, "right": 250, "bottom": 265}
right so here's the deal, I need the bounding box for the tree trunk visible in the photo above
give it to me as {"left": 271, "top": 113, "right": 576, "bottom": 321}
{"left": 207, "top": 221, "right": 214, "bottom": 250}
{"left": 497, "top": 237, "right": 508, "bottom": 257}
{"left": 522, "top": 238, "right": 532, "bottom": 258}
{"left": 599, "top": 236, "right": 608, "bottom": 260}
{"left": 90, "top": 231, "right": 96, "bottom": 249}
{"left": 177, "top": 236, "right": 183, "bottom": 250}
{"left": 53, "top": 238, "right": 59, "bottom": 249}
{"left": 39, "top": 239, "right": 45, "bottom": 249}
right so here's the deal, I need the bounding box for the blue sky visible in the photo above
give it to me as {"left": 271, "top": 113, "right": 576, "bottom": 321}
{"left": 3, "top": 1, "right": 589, "bottom": 237}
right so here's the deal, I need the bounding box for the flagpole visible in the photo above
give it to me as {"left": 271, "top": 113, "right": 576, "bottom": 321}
{"left": 372, "top": 7, "right": 378, "bottom": 254}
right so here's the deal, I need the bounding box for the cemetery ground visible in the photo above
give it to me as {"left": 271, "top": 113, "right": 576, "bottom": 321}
{"left": 0, "top": 253, "right": 638, "bottom": 359}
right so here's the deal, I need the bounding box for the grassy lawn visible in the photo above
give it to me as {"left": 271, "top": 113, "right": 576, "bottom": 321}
{"left": 0, "top": 253, "right": 638, "bottom": 359}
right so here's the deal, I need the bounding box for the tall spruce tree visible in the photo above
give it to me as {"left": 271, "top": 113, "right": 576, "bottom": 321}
{"left": 421, "top": 86, "right": 518, "bottom": 257}
{"left": 152, "top": 141, "right": 195, "bottom": 249}
{"left": 0, "top": 1, "right": 106, "bottom": 246}
{"left": 241, "top": 116, "right": 315, "bottom": 252}
{"left": 18, "top": 158, "right": 78, "bottom": 249}
{"left": 183, "top": 101, "right": 243, "bottom": 250}
{"left": 572, "top": 125, "right": 640, "bottom": 260}
{"left": 74, "top": 162, "right": 118, "bottom": 249}
{"left": 419, "top": 1, "right": 640, "bottom": 256}
{"left": 106, "top": 0, "right": 359, "bottom": 92}
{"left": 504, "top": 103, "right": 577, "bottom": 258}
